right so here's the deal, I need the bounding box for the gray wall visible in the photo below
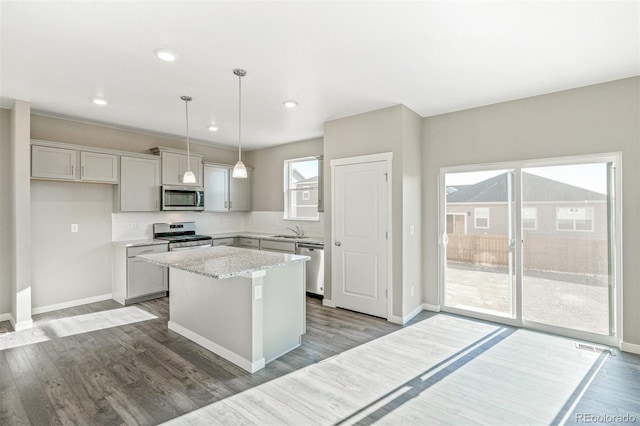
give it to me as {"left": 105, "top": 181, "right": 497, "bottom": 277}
{"left": 0, "top": 109, "right": 11, "bottom": 317}
{"left": 324, "top": 105, "right": 422, "bottom": 319}
{"left": 31, "top": 181, "right": 113, "bottom": 309}
{"left": 244, "top": 138, "right": 322, "bottom": 211}
{"left": 31, "top": 114, "right": 240, "bottom": 165}
{"left": 422, "top": 77, "right": 640, "bottom": 345}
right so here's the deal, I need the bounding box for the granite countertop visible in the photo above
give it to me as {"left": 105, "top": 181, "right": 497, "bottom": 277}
{"left": 207, "top": 232, "right": 324, "bottom": 246}
{"left": 137, "top": 246, "right": 310, "bottom": 279}
{"left": 112, "top": 239, "right": 169, "bottom": 248}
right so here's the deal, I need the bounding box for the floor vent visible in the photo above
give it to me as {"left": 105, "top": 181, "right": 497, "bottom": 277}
{"left": 575, "top": 343, "right": 614, "bottom": 355}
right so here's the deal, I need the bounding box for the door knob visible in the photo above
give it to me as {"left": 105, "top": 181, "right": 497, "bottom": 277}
{"left": 335, "top": 241, "right": 342, "bottom": 246}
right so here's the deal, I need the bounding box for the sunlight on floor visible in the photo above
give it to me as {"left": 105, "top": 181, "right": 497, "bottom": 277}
{"left": 0, "top": 307, "right": 157, "bottom": 351}
{"left": 164, "top": 314, "right": 601, "bottom": 425}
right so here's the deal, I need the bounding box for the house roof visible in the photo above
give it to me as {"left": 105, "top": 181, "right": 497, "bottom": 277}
{"left": 446, "top": 172, "right": 606, "bottom": 203}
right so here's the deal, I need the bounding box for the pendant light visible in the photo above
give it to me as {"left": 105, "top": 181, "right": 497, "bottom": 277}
{"left": 232, "top": 68, "right": 248, "bottom": 179}
{"left": 181, "top": 95, "right": 197, "bottom": 184}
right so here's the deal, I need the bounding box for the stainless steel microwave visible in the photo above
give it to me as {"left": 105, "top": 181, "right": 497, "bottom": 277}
{"left": 161, "top": 185, "right": 205, "bottom": 211}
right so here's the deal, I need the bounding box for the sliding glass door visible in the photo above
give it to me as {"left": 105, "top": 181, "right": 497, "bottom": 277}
{"left": 521, "top": 163, "right": 614, "bottom": 336}
{"left": 441, "top": 155, "right": 619, "bottom": 343}
{"left": 443, "top": 169, "right": 515, "bottom": 318}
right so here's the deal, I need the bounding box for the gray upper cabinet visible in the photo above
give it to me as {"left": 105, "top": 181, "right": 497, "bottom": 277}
{"left": 204, "top": 164, "right": 229, "bottom": 211}
{"left": 152, "top": 148, "right": 203, "bottom": 187}
{"left": 230, "top": 170, "right": 251, "bottom": 211}
{"left": 117, "top": 156, "right": 161, "bottom": 212}
{"left": 32, "top": 143, "right": 118, "bottom": 184}
{"left": 31, "top": 145, "right": 77, "bottom": 180}
{"left": 79, "top": 151, "right": 118, "bottom": 183}
{"left": 204, "top": 163, "right": 251, "bottom": 212}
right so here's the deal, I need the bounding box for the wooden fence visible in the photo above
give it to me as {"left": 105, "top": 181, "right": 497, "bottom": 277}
{"left": 447, "top": 234, "right": 608, "bottom": 275}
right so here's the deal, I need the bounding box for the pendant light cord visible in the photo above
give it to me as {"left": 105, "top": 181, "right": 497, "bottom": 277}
{"left": 185, "top": 99, "right": 191, "bottom": 163}
{"left": 238, "top": 73, "right": 242, "bottom": 162}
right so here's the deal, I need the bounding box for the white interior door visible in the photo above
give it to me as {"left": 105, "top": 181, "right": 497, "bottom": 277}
{"left": 333, "top": 159, "right": 389, "bottom": 318}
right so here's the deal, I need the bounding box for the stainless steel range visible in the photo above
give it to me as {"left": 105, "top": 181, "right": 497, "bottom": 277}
{"left": 153, "top": 222, "right": 213, "bottom": 251}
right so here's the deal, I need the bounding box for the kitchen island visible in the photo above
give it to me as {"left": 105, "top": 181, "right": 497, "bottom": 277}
{"left": 138, "top": 246, "right": 309, "bottom": 373}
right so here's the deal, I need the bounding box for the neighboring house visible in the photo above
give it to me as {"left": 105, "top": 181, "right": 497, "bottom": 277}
{"left": 446, "top": 172, "right": 607, "bottom": 240}
{"left": 445, "top": 172, "right": 608, "bottom": 274}
{"left": 290, "top": 170, "right": 319, "bottom": 218}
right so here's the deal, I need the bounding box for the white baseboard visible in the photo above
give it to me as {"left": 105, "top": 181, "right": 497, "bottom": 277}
{"left": 423, "top": 303, "right": 441, "bottom": 313}
{"left": 168, "top": 321, "right": 265, "bottom": 373}
{"left": 12, "top": 318, "right": 33, "bottom": 331}
{"left": 31, "top": 293, "right": 113, "bottom": 315}
{"left": 0, "top": 313, "right": 13, "bottom": 323}
{"left": 387, "top": 315, "right": 404, "bottom": 325}
{"left": 322, "top": 298, "right": 335, "bottom": 308}
{"left": 620, "top": 341, "right": 640, "bottom": 354}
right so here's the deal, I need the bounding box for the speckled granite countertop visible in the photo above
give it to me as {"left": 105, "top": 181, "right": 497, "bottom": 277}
{"left": 207, "top": 232, "right": 324, "bottom": 246}
{"left": 137, "top": 246, "right": 310, "bottom": 279}
{"left": 112, "top": 239, "right": 169, "bottom": 248}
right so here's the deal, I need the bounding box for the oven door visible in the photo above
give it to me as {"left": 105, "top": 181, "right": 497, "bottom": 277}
{"left": 162, "top": 186, "right": 205, "bottom": 211}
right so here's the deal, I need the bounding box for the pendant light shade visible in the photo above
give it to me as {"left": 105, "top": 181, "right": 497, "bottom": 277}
{"left": 181, "top": 95, "right": 197, "bottom": 184}
{"left": 232, "top": 68, "right": 248, "bottom": 179}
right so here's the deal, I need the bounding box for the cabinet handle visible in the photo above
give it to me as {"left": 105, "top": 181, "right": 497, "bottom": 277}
{"left": 229, "top": 201, "right": 232, "bottom": 209}
{"left": 71, "top": 165, "right": 74, "bottom": 175}
{"left": 224, "top": 201, "right": 227, "bottom": 208}
{"left": 81, "top": 165, "right": 85, "bottom": 177}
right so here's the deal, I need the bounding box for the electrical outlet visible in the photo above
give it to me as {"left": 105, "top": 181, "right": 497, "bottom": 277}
{"left": 71, "top": 224, "right": 79, "bottom": 233}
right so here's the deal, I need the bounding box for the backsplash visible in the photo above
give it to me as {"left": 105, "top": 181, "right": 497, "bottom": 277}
{"left": 112, "top": 211, "right": 246, "bottom": 240}
{"left": 244, "top": 211, "right": 325, "bottom": 237}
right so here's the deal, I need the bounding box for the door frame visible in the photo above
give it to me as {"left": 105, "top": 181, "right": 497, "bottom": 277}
{"left": 438, "top": 152, "right": 623, "bottom": 347}
{"left": 330, "top": 152, "right": 393, "bottom": 320}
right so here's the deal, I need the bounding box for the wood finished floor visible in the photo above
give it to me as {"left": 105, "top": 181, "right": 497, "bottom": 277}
{"left": 0, "top": 297, "right": 638, "bottom": 425}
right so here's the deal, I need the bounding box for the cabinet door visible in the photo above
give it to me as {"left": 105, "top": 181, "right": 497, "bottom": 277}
{"left": 182, "top": 155, "right": 203, "bottom": 187}
{"left": 80, "top": 151, "right": 118, "bottom": 183}
{"left": 31, "top": 145, "right": 77, "bottom": 180}
{"left": 127, "top": 258, "right": 167, "bottom": 298}
{"left": 204, "top": 165, "right": 230, "bottom": 211}
{"left": 120, "top": 156, "right": 161, "bottom": 211}
{"left": 229, "top": 170, "right": 251, "bottom": 211}
{"left": 161, "top": 152, "right": 184, "bottom": 185}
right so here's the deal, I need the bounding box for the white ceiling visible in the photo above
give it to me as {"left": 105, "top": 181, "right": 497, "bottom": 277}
{"left": 1, "top": 1, "right": 638, "bottom": 151}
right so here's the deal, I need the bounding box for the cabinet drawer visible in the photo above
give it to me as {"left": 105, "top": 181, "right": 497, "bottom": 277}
{"left": 212, "top": 238, "right": 235, "bottom": 246}
{"left": 260, "top": 240, "right": 296, "bottom": 253}
{"left": 237, "top": 238, "right": 259, "bottom": 248}
{"left": 128, "top": 244, "right": 168, "bottom": 257}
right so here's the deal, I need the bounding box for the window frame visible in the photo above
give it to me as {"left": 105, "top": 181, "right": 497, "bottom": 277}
{"left": 556, "top": 206, "right": 594, "bottom": 232}
{"left": 284, "top": 156, "right": 320, "bottom": 221}
{"left": 474, "top": 207, "right": 490, "bottom": 229}
{"left": 522, "top": 206, "right": 538, "bottom": 230}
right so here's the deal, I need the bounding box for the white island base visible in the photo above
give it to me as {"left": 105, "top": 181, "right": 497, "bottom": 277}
{"left": 167, "top": 262, "right": 305, "bottom": 373}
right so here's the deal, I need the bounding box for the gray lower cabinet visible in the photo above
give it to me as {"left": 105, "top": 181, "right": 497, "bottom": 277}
{"left": 212, "top": 237, "right": 236, "bottom": 246}
{"left": 113, "top": 243, "right": 168, "bottom": 305}
{"left": 259, "top": 239, "right": 296, "bottom": 253}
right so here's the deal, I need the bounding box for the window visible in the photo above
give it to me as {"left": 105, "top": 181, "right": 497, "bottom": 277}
{"left": 556, "top": 207, "right": 594, "bottom": 231}
{"left": 474, "top": 207, "right": 489, "bottom": 229}
{"left": 284, "top": 157, "right": 319, "bottom": 220}
{"left": 522, "top": 207, "right": 537, "bottom": 230}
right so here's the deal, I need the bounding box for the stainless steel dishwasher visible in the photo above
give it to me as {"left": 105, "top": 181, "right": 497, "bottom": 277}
{"left": 296, "top": 242, "right": 324, "bottom": 297}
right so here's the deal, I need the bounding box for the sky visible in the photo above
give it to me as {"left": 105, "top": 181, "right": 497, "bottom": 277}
{"left": 446, "top": 163, "right": 607, "bottom": 195}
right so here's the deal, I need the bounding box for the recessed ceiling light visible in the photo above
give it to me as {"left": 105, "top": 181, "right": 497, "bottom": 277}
{"left": 92, "top": 98, "right": 108, "bottom": 106}
{"left": 208, "top": 125, "right": 219, "bottom": 132}
{"left": 154, "top": 48, "right": 177, "bottom": 62}
{"left": 282, "top": 99, "right": 298, "bottom": 109}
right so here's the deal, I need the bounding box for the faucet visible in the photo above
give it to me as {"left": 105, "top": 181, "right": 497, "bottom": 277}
{"left": 286, "top": 225, "right": 305, "bottom": 237}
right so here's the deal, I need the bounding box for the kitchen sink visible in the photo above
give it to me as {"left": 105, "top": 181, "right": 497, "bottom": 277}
{"left": 272, "top": 235, "right": 307, "bottom": 239}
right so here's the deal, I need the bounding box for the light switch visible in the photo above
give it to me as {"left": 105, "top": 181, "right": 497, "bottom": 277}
{"left": 71, "top": 224, "right": 79, "bottom": 233}
{"left": 255, "top": 285, "right": 262, "bottom": 300}
{"left": 409, "top": 224, "right": 415, "bottom": 235}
